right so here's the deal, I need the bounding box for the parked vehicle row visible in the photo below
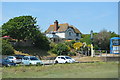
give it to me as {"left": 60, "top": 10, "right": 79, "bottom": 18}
{"left": 2, "top": 55, "right": 76, "bottom": 67}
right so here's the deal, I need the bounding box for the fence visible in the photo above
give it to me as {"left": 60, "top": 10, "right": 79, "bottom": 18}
{"left": 94, "top": 50, "right": 120, "bottom": 62}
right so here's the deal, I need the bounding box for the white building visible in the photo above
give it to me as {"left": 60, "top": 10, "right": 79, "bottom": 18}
{"left": 45, "top": 20, "right": 82, "bottom": 42}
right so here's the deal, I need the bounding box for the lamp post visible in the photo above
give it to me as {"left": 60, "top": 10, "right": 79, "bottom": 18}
{"left": 90, "top": 30, "right": 94, "bottom": 57}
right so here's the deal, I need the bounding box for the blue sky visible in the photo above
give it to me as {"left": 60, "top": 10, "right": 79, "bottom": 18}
{"left": 2, "top": 2, "right": 118, "bottom": 34}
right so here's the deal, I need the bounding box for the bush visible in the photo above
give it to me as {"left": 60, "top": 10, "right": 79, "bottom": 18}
{"left": 2, "top": 39, "right": 14, "bottom": 55}
{"left": 51, "top": 43, "right": 70, "bottom": 55}
{"left": 67, "top": 52, "right": 76, "bottom": 56}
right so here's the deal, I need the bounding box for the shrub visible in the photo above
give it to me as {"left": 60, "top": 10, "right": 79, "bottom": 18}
{"left": 2, "top": 39, "right": 14, "bottom": 55}
{"left": 67, "top": 52, "right": 76, "bottom": 56}
{"left": 51, "top": 43, "right": 70, "bottom": 55}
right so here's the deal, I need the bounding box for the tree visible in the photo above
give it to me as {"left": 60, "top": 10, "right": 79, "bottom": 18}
{"left": 80, "top": 34, "right": 92, "bottom": 45}
{"left": 73, "top": 42, "right": 83, "bottom": 50}
{"left": 51, "top": 43, "right": 70, "bottom": 55}
{"left": 2, "top": 16, "right": 50, "bottom": 52}
{"left": 93, "top": 30, "right": 111, "bottom": 50}
{"left": 2, "top": 39, "right": 14, "bottom": 55}
{"left": 2, "top": 16, "right": 38, "bottom": 41}
{"left": 33, "top": 33, "right": 50, "bottom": 50}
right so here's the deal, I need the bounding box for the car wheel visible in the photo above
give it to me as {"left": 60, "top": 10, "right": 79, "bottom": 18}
{"left": 7, "top": 64, "right": 11, "bottom": 67}
{"left": 55, "top": 61, "right": 58, "bottom": 64}
{"left": 65, "top": 61, "right": 68, "bottom": 63}
{"left": 29, "top": 63, "right": 32, "bottom": 66}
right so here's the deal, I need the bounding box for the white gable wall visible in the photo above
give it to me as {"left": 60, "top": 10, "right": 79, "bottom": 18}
{"left": 65, "top": 28, "right": 81, "bottom": 40}
{"left": 65, "top": 28, "right": 76, "bottom": 40}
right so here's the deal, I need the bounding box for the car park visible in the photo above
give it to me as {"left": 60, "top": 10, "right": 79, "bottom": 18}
{"left": 55, "top": 56, "right": 76, "bottom": 64}
{"left": 2, "top": 59, "right": 16, "bottom": 67}
{"left": 5, "top": 56, "right": 21, "bottom": 63}
{"left": 22, "top": 56, "right": 43, "bottom": 65}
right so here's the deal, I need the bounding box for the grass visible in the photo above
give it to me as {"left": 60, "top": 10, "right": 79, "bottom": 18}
{"left": 2, "top": 62, "right": 118, "bottom": 78}
{"left": 75, "top": 56, "right": 103, "bottom": 62}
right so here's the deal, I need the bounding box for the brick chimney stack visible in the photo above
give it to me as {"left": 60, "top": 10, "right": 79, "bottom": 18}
{"left": 54, "top": 20, "right": 59, "bottom": 31}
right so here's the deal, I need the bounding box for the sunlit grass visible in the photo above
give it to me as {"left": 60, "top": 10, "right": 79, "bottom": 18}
{"left": 2, "top": 62, "right": 118, "bottom": 78}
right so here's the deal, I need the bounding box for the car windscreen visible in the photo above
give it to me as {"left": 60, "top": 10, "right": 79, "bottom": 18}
{"left": 30, "top": 57, "right": 39, "bottom": 60}
{"left": 3, "top": 59, "right": 11, "bottom": 63}
{"left": 65, "top": 56, "right": 72, "bottom": 59}
{"left": 8, "top": 57, "right": 14, "bottom": 59}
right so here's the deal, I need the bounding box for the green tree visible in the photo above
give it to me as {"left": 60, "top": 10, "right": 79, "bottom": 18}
{"left": 33, "top": 33, "right": 50, "bottom": 50}
{"left": 2, "top": 16, "right": 38, "bottom": 41}
{"left": 2, "top": 39, "right": 14, "bottom": 55}
{"left": 80, "top": 34, "right": 92, "bottom": 45}
{"left": 52, "top": 43, "right": 70, "bottom": 55}
{"left": 2, "top": 16, "right": 50, "bottom": 52}
{"left": 93, "top": 30, "right": 111, "bottom": 50}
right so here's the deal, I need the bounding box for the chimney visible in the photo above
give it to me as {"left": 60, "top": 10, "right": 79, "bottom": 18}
{"left": 54, "top": 20, "right": 59, "bottom": 31}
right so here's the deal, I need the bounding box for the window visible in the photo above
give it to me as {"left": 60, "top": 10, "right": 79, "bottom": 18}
{"left": 30, "top": 57, "right": 38, "bottom": 60}
{"left": 69, "top": 32, "right": 72, "bottom": 36}
{"left": 65, "top": 56, "right": 71, "bottom": 59}
{"left": 23, "top": 57, "right": 29, "bottom": 60}
{"left": 61, "top": 57, "right": 65, "bottom": 60}
{"left": 76, "top": 33, "right": 79, "bottom": 37}
{"left": 8, "top": 57, "right": 13, "bottom": 59}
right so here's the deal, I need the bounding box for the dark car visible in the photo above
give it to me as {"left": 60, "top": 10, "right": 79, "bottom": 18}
{"left": 14, "top": 55, "right": 25, "bottom": 59}
{"left": 2, "top": 59, "right": 16, "bottom": 67}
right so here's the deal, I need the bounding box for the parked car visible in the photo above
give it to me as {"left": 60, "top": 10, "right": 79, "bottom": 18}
{"left": 5, "top": 56, "right": 21, "bottom": 63}
{"left": 14, "top": 54, "right": 25, "bottom": 59}
{"left": 55, "top": 56, "right": 75, "bottom": 63}
{"left": 22, "top": 56, "right": 43, "bottom": 65}
{"left": 2, "top": 59, "right": 16, "bottom": 67}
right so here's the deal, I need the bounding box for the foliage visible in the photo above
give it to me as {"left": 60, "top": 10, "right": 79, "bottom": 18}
{"left": 2, "top": 16, "right": 38, "bottom": 41}
{"left": 80, "top": 34, "right": 92, "bottom": 45}
{"left": 73, "top": 42, "right": 83, "bottom": 50}
{"left": 33, "top": 33, "right": 50, "bottom": 51}
{"left": 2, "top": 16, "right": 50, "bottom": 52}
{"left": 67, "top": 52, "right": 76, "bottom": 56}
{"left": 51, "top": 43, "right": 70, "bottom": 55}
{"left": 2, "top": 39, "right": 14, "bottom": 55}
{"left": 93, "top": 30, "right": 111, "bottom": 50}
{"left": 64, "top": 40, "right": 76, "bottom": 48}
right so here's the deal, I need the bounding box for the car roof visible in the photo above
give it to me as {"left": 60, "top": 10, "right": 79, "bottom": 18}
{"left": 7, "top": 56, "right": 15, "bottom": 57}
{"left": 57, "top": 56, "right": 69, "bottom": 57}
{"left": 24, "top": 56, "right": 36, "bottom": 57}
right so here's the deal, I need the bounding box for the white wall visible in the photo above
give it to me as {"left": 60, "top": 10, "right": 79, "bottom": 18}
{"left": 56, "top": 33, "right": 65, "bottom": 38}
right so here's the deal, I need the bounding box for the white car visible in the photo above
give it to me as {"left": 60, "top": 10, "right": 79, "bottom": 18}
{"left": 22, "top": 56, "right": 43, "bottom": 65}
{"left": 5, "top": 56, "right": 21, "bottom": 63}
{"left": 55, "top": 56, "right": 75, "bottom": 64}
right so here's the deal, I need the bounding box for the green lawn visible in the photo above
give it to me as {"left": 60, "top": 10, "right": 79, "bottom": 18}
{"left": 2, "top": 62, "right": 119, "bottom": 78}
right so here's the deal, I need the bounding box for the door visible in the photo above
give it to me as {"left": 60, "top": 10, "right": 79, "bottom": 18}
{"left": 22, "top": 57, "right": 30, "bottom": 65}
